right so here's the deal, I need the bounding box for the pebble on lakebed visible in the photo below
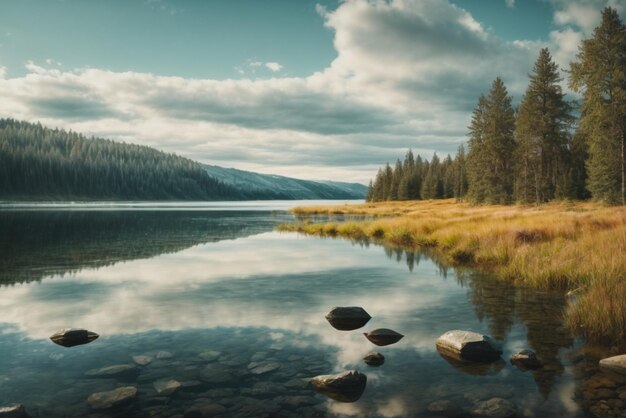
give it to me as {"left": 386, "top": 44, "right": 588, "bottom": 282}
{"left": 87, "top": 386, "right": 137, "bottom": 410}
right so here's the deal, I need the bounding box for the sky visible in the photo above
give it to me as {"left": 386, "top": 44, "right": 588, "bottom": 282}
{"left": 0, "top": 0, "right": 623, "bottom": 183}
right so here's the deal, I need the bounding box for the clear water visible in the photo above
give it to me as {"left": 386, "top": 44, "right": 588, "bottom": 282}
{"left": 0, "top": 203, "right": 622, "bottom": 417}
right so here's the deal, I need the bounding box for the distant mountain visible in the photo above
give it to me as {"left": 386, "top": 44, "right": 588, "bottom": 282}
{"left": 0, "top": 118, "right": 366, "bottom": 201}
{"left": 203, "top": 165, "right": 367, "bottom": 200}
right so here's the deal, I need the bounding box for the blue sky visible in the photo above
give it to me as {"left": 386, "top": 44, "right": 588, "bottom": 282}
{"left": 0, "top": 0, "right": 623, "bottom": 182}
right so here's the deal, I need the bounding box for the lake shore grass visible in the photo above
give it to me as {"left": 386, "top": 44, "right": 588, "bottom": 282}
{"left": 279, "top": 199, "right": 626, "bottom": 345}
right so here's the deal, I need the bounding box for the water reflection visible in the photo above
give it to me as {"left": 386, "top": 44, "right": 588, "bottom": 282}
{"left": 0, "top": 210, "right": 291, "bottom": 285}
{"left": 0, "top": 210, "right": 612, "bottom": 417}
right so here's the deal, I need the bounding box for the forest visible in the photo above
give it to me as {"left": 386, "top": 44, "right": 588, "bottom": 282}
{"left": 0, "top": 119, "right": 249, "bottom": 200}
{"left": 367, "top": 7, "right": 625, "bottom": 206}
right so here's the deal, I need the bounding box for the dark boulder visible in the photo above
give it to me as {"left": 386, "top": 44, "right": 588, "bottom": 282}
{"left": 363, "top": 352, "right": 385, "bottom": 366}
{"left": 363, "top": 328, "right": 403, "bottom": 346}
{"left": 510, "top": 349, "right": 543, "bottom": 370}
{"left": 0, "top": 404, "right": 27, "bottom": 418}
{"left": 310, "top": 370, "right": 367, "bottom": 402}
{"left": 50, "top": 328, "right": 99, "bottom": 348}
{"left": 436, "top": 330, "right": 502, "bottom": 363}
{"left": 325, "top": 307, "right": 371, "bottom": 331}
{"left": 599, "top": 354, "right": 626, "bottom": 376}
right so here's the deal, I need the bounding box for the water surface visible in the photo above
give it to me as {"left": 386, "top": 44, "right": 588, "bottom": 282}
{"left": 0, "top": 203, "right": 621, "bottom": 417}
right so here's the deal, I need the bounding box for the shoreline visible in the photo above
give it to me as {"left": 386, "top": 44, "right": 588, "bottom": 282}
{"left": 279, "top": 199, "right": 626, "bottom": 345}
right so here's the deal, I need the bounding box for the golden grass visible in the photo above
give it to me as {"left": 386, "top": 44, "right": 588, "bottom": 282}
{"left": 280, "top": 199, "right": 626, "bottom": 344}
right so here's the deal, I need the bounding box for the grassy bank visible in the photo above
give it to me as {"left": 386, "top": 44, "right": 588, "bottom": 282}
{"left": 280, "top": 199, "right": 626, "bottom": 345}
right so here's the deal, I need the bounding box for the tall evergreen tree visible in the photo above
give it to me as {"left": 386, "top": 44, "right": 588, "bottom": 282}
{"left": 421, "top": 153, "right": 441, "bottom": 199}
{"left": 390, "top": 159, "right": 403, "bottom": 200}
{"left": 569, "top": 127, "right": 591, "bottom": 200}
{"left": 569, "top": 7, "right": 626, "bottom": 204}
{"left": 398, "top": 150, "right": 415, "bottom": 200}
{"left": 467, "top": 78, "right": 516, "bottom": 203}
{"left": 515, "top": 48, "right": 573, "bottom": 203}
{"left": 454, "top": 145, "right": 468, "bottom": 200}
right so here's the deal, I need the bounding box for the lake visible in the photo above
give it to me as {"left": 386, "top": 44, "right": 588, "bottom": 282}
{"left": 0, "top": 202, "right": 622, "bottom": 417}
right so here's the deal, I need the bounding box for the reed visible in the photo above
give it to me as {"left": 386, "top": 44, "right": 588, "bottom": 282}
{"left": 279, "top": 199, "right": 626, "bottom": 345}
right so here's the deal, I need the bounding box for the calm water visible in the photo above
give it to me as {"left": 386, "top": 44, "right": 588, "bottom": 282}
{"left": 0, "top": 203, "right": 622, "bottom": 417}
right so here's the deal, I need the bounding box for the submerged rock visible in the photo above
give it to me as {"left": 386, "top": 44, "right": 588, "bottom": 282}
{"left": 198, "top": 350, "right": 221, "bottom": 362}
{"left": 310, "top": 370, "right": 367, "bottom": 402}
{"left": 510, "top": 349, "right": 543, "bottom": 370}
{"left": 85, "top": 364, "right": 137, "bottom": 378}
{"left": 200, "top": 363, "right": 235, "bottom": 384}
{"left": 155, "top": 351, "right": 173, "bottom": 360}
{"left": 436, "top": 330, "right": 502, "bottom": 363}
{"left": 600, "top": 354, "right": 626, "bottom": 376}
{"left": 363, "top": 329, "right": 404, "bottom": 346}
{"left": 363, "top": 352, "right": 385, "bottom": 366}
{"left": 153, "top": 379, "right": 181, "bottom": 396}
{"left": 49, "top": 328, "right": 99, "bottom": 348}
{"left": 0, "top": 403, "right": 27, "bottom": 417}
{"left": 469, "top": 397, "right": 516, "bottom": 418}
{"left": 87, "top": 386, "right": 137, "bottom": 410}
{"left": 132, "top": 355, "right": 153, "bottom": 366}
{"left": 325, "top": 307, "right": 372, "bottom": 331}
{"left": 248, "top": 362, "right": 281, "bottom": 375}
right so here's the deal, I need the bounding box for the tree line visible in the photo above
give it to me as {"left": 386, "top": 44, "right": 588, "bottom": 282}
{"left": 0, "top": 118, "right": 246, "bottom": 200}
{"left": 368, "top": 7, "right": 625, "bottom": 205}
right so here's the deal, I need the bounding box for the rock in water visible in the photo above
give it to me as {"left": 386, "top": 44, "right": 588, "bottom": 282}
{"left": 49, "top": 328, "right": 99, "bottom": 347}
{"left": 436, "top": 330, "right": 502, "bottom": 362}
{"left": 153, "top": 379, "right": 181, "bottom": 396}
{"left": 248, "top": 362, "right": 281, "bottom": 375}
{"left": 469, "top": 397, "right": 516, "bottom": 418}
{"left": 363, "top": 329, "right": 404, "bottom": 346}
{"left": 510, "top": 349, "right": 543, "bottom": 370}
{"left": 0, "top": 404, "right": 27, "bottom": 417}
{"left": 310, "top": 370, "right": 367, "bottom": 402}
{"left": 325, "top": 307, "right": 371, "bottom": 331}
{"left": 599, "top": 354, "right": 626, "bottom": 375}
{"left": 363, "top": 352, "right": 385, "bottom": 366}
{"left": 87, "top": 386, "right": 137, "bottom": 410}
{"left": 155, "top": 351, "right": 173, "bottom": 360}
{"left": 85, "top": 364, "right": 138, "bottom": 378}
{"left": 132, "top": 355, "right": 153, "bottom": 366}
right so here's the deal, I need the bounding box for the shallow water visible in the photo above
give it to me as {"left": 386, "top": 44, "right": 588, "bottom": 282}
{"left": 0, "top": 203, "right": 623, "bottom": 417}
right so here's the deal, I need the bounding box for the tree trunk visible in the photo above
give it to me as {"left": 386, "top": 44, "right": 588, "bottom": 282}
{"left": 622, "top": 129, "right": 626, "bottom": 206}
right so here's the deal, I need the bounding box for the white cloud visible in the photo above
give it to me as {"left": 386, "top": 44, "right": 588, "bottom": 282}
{"left": 1, "top": 0, "right": 612, "bottom": 183}
{"left": 554, "top": 2, "right": 603, "bottom": 34}
{"left": 265, "top": 62, "right": 283, "bottom": 72}
{"left": 505, "top": 0, "right": 515, "bottom": 9}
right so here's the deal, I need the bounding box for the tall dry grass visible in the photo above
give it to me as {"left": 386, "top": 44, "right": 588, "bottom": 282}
{"left": 280, "top": 199, "right": 626, "bottom": 345}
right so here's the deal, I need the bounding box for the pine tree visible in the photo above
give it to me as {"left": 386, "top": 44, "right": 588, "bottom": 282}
{"left": 453, "top": 145, "right": 468, "bottom": 201}
{"left": 390, "top": 159, "right": 403, "bottom": 200}
{"left": 515, "top": 48, "right": 573, "bottom": 203}
{"left": 467, "top": 78, "right": 516, "bottom": 203}
{"left": 421, "top": 153, "right": 440, "bottom": 199}
{"left": 398, "top": 150, "right": 415, "bottom": 200}
{"left": 569, "top": 7, "right": 626, "bottom": 204}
